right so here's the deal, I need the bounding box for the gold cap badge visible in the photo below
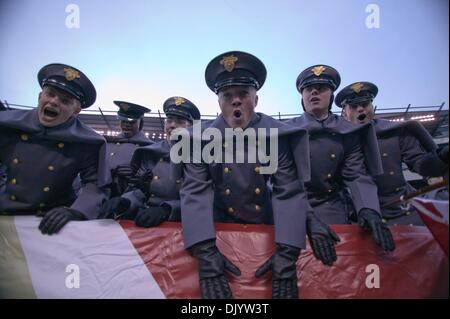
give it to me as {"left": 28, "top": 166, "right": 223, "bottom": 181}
{"left": 351, "top": 83, "right": 364, "bottom": 93}
{"left": 311, "top": 65, "right": 326, "bottom": 77}
{"left": 220, "top": 55, "right": 238, "bottom": 72}
{"left": 63, "top": 67, "right": 80, "bottom": 81}
{"left": 174, "top": 97, "right": 185, "bottom": 106}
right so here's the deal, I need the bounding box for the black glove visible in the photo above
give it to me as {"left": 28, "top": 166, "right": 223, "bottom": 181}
{"left": 135, "top": 206, "right": 170, "bottom": 227}
{"left": 128, "top": 169, "right": 153, "bottom": 196}
{"left": 114, "top": 164, "right": 133, "bottom": 179}
{"left": 358, "top": 209, "right": 395, "bottom": 252}
{"left": 98, "top": 197, "right": 131, "bottom": 219}
{"left": 255, "top": 243, "right": 300, "bottom": 299}
{"left": 306, "top": 212, "right": 340, "bottom": 266}
{"left": 438, "top": 145, "right": 449, "bottom": 163}
{"left": 39, "top": 207, "right": 85, "bottom": 235}
{"left": 191, "top": 240, "right": 241, "bottom": 299}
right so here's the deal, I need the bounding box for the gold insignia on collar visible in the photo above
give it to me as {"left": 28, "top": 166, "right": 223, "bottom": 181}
{"left": 174, "top": 97, "right": 185, "bottom": 106}
{"left": 120, "top": 103, "right": 130, "bottom": 111}
{"left": 63, "top": 68, "right": 80, "bottom": 81}
{"left": 351, "top": 83, "right": 364, "bottom": 93}
{"left": 311, "top": 65, "right": 326, "bottom": 77}
{"left": 220, "top": 55, "right": 238, "bottom": 72}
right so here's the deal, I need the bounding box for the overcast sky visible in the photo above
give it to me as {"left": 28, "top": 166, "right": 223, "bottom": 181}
{"left": 0, "top": 0, "right": 448, "bottom": 117}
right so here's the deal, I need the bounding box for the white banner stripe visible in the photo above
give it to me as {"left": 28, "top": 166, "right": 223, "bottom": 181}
{"left": 15, "top": 217, "right": 165, "bottom": 299}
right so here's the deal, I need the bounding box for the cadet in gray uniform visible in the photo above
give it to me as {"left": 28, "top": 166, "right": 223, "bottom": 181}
{"left": 99, "top": 96, "right": 201, "bottom": 227}
{"left": 288, "top": 65, "right": 395, "bottom": 266}
{"left": 180, "top": 51, "right": 312, "bottom": 299}
{"left": 105, "top": 101, "right": 152, "bottom": 196}
{"left": 0, "top": 63, "right": 110, "bottom": 234}
{"left": 337, "top": 81, "right": 448, "bottom": 225}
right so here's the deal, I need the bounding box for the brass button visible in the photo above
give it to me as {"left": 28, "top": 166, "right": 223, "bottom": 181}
{"left": 381, "top": 218, "right": 387, "bottom": 224}
{"left": 328, "top": 189, "right": 332, "bottom": 193}
{"left": 58, "top": 142, "right": 65, "bottom": 149}
{"left": 228, "top": 207, "right": 235, "bottom": 214}
{"left": 10, "top": 195, "right": 16, "bottom": 201}
{"left": 389, "top": 171, "right": 395, "bottom": 176}
{"left": 11, "top": 178, "right": 17, "bottom": 185}
{"left": 39, "top": 203, "right": 45, "bottom": 208}
{"left": 225, "top": 188, "right": 231, "bottom": 196}
{"left": 255, "top": 188, "right": 261, "bottom": 195}
{"left": 255, "top": 204, "right": 261, "bottom": 211}
{"left": 48, "top": 165, "right": 55, "bottom": 171}
{"left": 224, "top": 167, "right": 230, "bottom": 173}
{"left": 153, "top": 175, "right": 159, "bottom": 180}
{"left": 330, "top": 154, "right": 336, "bottom": 160}
{"left": 12, "top": 158, "right": 19, "bottom": 165}
{"left": 150, "top": 193, "right": 155, "bottom": 197}
{"left": 382, "top": 153, "right": 388, "bottom": 157}
{"left": 116, "top": 142, "right": 121, "bottom": 145}
{"left": 176, "top": 179, "right": 181, "bottom": 184}
{"left": 223, "top": 142, "right": 228, "bottom": 148}
{"left": 110, "top": 152, "right": 115, "bottom": 156}
{"left": 20, "top": 134, "right": 28, "bottom": 141}
{"left": 327, "top": 173, "right": 332, "bottom": 179}
{"left": 395, "top": 187, "right": 400, "bottom": 192}
{"left": 405, "top": 211, "right": 411, "bottom": 216}
{"left": 43, "top": 186, "right": 50, "bottom": 192}
{"left": 254, "top": 166, "right": 261, "bottom": 173}
{"left": 159, "top": 157, "right": 164, "bottom": 162}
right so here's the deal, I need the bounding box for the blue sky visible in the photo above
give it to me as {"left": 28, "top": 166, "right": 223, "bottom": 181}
{"left": 0, "top": 0, "right": 448, "bottom": 117}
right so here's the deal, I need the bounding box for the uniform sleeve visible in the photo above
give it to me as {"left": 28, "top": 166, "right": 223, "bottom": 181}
{"left": 400, "top": 129, "right": 447, "bottom": 177}
{"left": 342, "top": 133, "right": 381, "bottom": 215}
{"left": 180, "top": 161, "right": 216, "bottom": 249}
{"left": 271, "top": 139, "right": 309, "bottom": 249}
{"left": 70, "top": 144, "right": 109, "bottom": 219}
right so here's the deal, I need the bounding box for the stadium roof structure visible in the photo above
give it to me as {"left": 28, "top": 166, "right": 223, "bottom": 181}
{"left": 2, "top": 100, "right": 448, "bottom": 142}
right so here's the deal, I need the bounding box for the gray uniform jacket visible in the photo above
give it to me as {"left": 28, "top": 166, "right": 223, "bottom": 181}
{"left": 287, "top": 113, "right": 383, "bottom": 224}
{"left": 179, "top": 112, "right": 311, "bottom": 249}
{"left": 0, "top": 109, "right": 111, "bottom": 219}
{"left": 105, "top": 131, "right": 152, "bottom": 196}
{"left": 121, "top": 139, "right": 182, "bottom": 220}
{"left": 373, "top": 118, "right": 447, "bottom": 223}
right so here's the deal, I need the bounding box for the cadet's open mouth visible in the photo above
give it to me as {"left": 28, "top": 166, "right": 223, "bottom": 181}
{"left": 44, "top": 108, "right": 58, "bottom": 118}
{"left": 358, "top": 113, "right": 367, "bottom": 121}
{"left": 233, "top": 110, "right": 242, "bottom": 118}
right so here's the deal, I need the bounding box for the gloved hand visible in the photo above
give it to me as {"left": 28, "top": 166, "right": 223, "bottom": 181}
{"left": 191, "top": 240, "right": 241, "bottom": 299}
{"left": 306, "top": 212, "right": 340, "bottom": 265}
{"left": 39, "top": 207, "right": 85, "bottom": 235}
{"left": 135, "top": 206, "right": 170, "bottom": 227}
{"left": 115, "top": 164, "right": 133, "bottom": 179}
{"left": 128, "top": 169, "right": 153, "bottom": 196}
{"left": 98, "top": 197, "right": 131, "bottom": 219}
{"left": 438, "top": 145, "right": 449, "bottom": 163}
{"left": 255, "top": 243, "right": 300, "bottom": 299}
{"left": 358, "top": 209, "right": 395, "bottom": 252}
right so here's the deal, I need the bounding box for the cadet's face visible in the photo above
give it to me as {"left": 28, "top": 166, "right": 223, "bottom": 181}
{"left": 301, "top": 84, "right": 332, "bottom": 117}
{"left": 120, "top": 120, "right": 140, "bottom": 138}
{"left": 164, "top": 115, "right": 190, "bottom": 141}
{"left": 37, "top": 86, "right": 81, "bottom": 127}
{"left": 342, "top": 101, "right": 374, "bottom": 124}
{"left": 218, "top": 86, "right": 258, "bottom": 129}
